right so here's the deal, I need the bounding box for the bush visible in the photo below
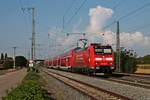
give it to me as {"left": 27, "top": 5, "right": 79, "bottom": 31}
{"left": 3, "top": 71, "right": 51, "bottom": 100}
{"left": 3, "top": 60, "right": 13, "bottom": 69}
{"left": 15, "top": 56, "right": 27, "bottom": 68}
{"left": 115, "top": 51, "right": 137, "bottom": 73}
{"left": 124, "top": 57, "right": 137, "bottom": 73}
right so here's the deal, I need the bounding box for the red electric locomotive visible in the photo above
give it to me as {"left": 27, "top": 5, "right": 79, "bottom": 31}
{"left": 71, "top": 43, "right": 115, "bottom": 73}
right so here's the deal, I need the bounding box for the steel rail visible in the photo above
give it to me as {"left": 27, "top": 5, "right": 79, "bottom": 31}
{"left": 43, "top": 69, "right": 131, "bottom": 100}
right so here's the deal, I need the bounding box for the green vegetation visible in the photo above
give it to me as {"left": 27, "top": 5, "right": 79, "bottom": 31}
{"left": 3, "top": 57, "right": 13, "bottom": 69}
{"left": 115, "top": 50, "right": 137, "bottom": 73}
{"left": 3, "top": 71, "right": 52, "bottom": 100}
{"left": 136, "top": 55, "right": 150, "bottom": 64}
{"left": 0, "top": 53, "right": 28, "bottom": 70}
{"left": 121, "top": 56, "right": 137, "bottom": 73}
{"left": 118, "top": 51, "right": 150, "bottom": 73}
{"left": 1, "top": 53, "right": 4, "bottom": 60}
{"left": 15, "top": 56, "right": 28, "bottom": 67}
{"left": 0, "top": 70, "right": 7, "bottom": 75}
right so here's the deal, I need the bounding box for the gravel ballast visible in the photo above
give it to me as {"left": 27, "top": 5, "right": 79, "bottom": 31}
{"left": 46, "top": 68, "right": 150, "bottom": 100}
{"left": 40, "top": 70, "right": 92, "bottom": 100}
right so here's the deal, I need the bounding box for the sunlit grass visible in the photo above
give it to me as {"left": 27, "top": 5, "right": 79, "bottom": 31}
{"left": 135, "top": 68, "right": 150, "bottom": 74}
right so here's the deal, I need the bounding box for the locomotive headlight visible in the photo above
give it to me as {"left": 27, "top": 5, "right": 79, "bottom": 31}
{"left": 95, "top": 58, "right": 102, "bottom": 61}
{"left": 66, "top": 58, "right": 69, "bottom": 62}
{"left": 88, "top": 58, "right": 90, "bottom": 62}
{"left": 106, "top": 58, "right": 113, "bottom": 61}
{"left": 111, "top": 66, "right": 114, "bottom": 69}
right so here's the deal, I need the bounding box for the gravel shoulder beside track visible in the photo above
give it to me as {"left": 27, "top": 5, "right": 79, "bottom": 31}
{"left": 0, "top": 68, "right": 27, "bottom": 99}
{"left": 112, "top": 73, "right": 150, "bottom": 85}
{"left": 40, "top": 70, "right": 92, "bottom": 100}
{"left": 46, "top": 68, "right": 150, "bottom": 100}
{"left": 118, "top": 75, "right": 150, "bottom": 84}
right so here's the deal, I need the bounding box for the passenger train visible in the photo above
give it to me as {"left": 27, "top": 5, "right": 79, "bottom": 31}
{"left": 44, "top": 43, "right": 115, "bottom": 74}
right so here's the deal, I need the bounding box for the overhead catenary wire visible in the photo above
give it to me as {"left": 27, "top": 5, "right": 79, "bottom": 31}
{"left": 127, "top": 23, "right": 150, "bottom": 33}
{"left": 63, "top": 0, "right": 75, "bottom": 17}
{"left": 102, "top": 2, "right": 150, "bottom": 30}
{"left": 66, "top": 0, "right": 87, "bottom": 26}
{"left": 110, "top": 0, "right": 125, "bottom": 29}
{"left": 112, "top": 0, "right": 124, "bottom": 10}
{"left": 63, "top": 0, "right": 75, "bottom": 29}
{"left": 102, "top": 0, "right": 125, "bottom": 31}
{"left": 118, "top": 2, "right": 150, "bottom": 21}
{"left": 19, "top": 0, "right": 29, "bottom": 32}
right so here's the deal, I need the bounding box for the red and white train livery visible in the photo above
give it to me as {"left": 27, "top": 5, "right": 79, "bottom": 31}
{"left": 44, "top": 43, "right": 115, "bottom": 74}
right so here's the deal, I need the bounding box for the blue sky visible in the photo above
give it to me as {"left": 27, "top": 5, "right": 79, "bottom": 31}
{"left": 0, "top": 0, "right": 150, "bottom": 59}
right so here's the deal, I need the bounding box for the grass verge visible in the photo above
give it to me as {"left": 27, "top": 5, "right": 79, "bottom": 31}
{"left": 0, "top": 70, "right": 6, "bottom": 75}
{"left": 3, "top": 70, "right": 52, "bottom": 100}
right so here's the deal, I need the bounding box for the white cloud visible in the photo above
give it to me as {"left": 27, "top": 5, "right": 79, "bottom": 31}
{"left": 86, "top": 6, "right": 113, "bottom": 33}
{"left": 85, "top": 6, "right": 150, "bottom": 56}
{"left": 120, "top": 32, "right": 150, "bottom": 47}
{"left": 72, "top": 18, "right": 83, "bottom": 33}
{"left": 47, "top": 6, "right": 150, "bottom": 57}
{"left": 101, "top": 31, "right": 150, "bottom": 48}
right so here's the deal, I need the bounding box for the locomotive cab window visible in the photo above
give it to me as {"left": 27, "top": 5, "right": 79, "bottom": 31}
{"left": 94, "top": 48, "right": 103, "bottom": 53}
{"left": 94, "top": 45, "right": 112, "bottom": 54}
{"left": 104, "top": 49, "right": 112, "bottom": 54}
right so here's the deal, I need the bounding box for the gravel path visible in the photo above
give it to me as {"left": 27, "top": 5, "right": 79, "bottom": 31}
{"left": 40, "top": 70, "right": 92, "bottom": 100}
{"left": 0, "top": 68, "right": 27, "bottom": 99}
{"left": 47, "top": 68, "right": 150, "bottom": 100}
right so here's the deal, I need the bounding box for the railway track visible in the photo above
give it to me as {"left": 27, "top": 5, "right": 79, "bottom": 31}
{"left": 43, "top": 69, "right": 130, "bottom": 100}
{"left": 46, "top": 68, "right": 150, "bottom": 89}
{"left": 72, "top": 73, "right": 150, "bottom": 89}
{"left": 105, "top": 77, "right": 150, "bottom": 89}
{"left": 83, "top": 73, "right": 150, "bottom": 89}
{"left": 107, "top": 73, "right": 150, "bottom": 89}
{"left": 47, "top": 68, "right": 150, "bottom": 89}
{"left": 58, "top": 69, "right": 150, "bottom": 89}
{"left": 112, "top": 72, "right": 150, "bottom": 78}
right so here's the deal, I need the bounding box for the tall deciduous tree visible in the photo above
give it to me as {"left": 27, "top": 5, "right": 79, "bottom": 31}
{"left": 3, "top": 57, "right": 13, "bottom": 69}
{"left": 5, "top": 53, "right": 8, "bottom": 60}
{"left": 15, "top": 56, "right": 27, "bottom": 67}
{"left": 1, "top": 53, "right": 4, "bottom": 60}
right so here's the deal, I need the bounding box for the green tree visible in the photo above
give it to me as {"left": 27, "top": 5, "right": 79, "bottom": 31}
{"left": 142, "top": 55, "right": 150, "bottom": 64}
{"left": 0, "top": 53, "right": 4, "bottom": 64}
{"left": 119, "top": 49, "right": 137, "bottom": 73}
{"left": 5, "top": 53, "right": 8, "bottom": 60}
{"left": 15, "top": 56, "right": 27, "bottom": 68}
{"left": 136, "top": 55, "right": 150, "bottom": 64}
{"left": 124, "top": 57, "right": 137, "bottom": 73}
{"left": 3, "top": 57, "right": 13, "bottom": 69}
{"left": 1, "top": 53, "right": 4, "bottom": 60}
